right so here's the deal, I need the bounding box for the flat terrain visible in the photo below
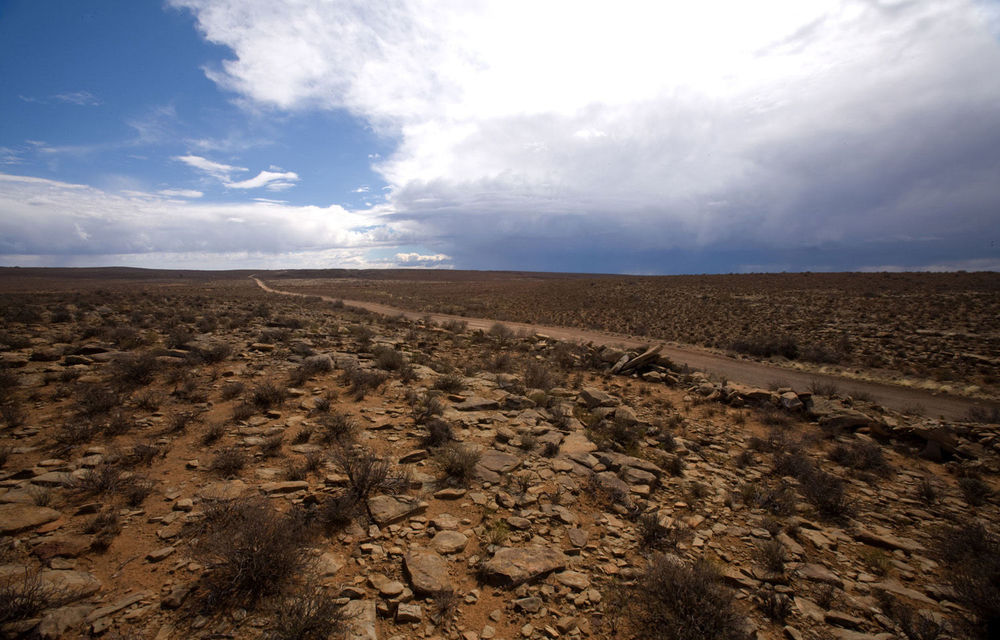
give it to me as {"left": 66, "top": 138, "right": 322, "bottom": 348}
{"left": 263, "top": 271, "right": 1000, "bottom": 402}
{"left": 2, "top": 269, "right": 1000, "bottom": 640}
{"left": 255, "top": 278, "right": 999, "bottom": 421}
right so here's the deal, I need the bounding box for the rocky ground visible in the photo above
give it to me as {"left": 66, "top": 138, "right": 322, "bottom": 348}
{"left": 1, "top": 278, "right": 999, "bottom": 640}
{"left": 273, "top": 271, "right": 1000, "bottom": 401}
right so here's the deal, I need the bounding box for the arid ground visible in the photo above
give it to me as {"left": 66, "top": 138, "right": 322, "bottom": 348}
{"left": 2, "top": 268, "right": 1000, "bottom": 640}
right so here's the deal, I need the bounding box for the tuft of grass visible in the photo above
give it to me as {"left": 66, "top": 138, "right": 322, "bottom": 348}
{"left": 433, "top": 373, "right": 466, "bottom": 394}
{"left": 250, "top": 381, "right": 287, "bottom": 411}
{"left": 937, "top": 522, "right": 1000, "bottom": 637}
{"left": 265, "top": 589, "right": 344, "bottom": 640}
{"left": 0, "top": 568, "right": 88, "bottom": 626}
{"left": 211, "top": 446, "right": 247, "bottom": 477}
{"left": 190, "top": 498, "right": 310, "bottom": 611}
{"left": 624, "top": 554, "right": 749, "bottom": 640}
{"left": 434, "top": 444, "right": 481, "bottom": 486}
{"left": 318, "top": 411, "right": 356, "bottom": 445}
{"left": 422, "top": 418, "right": 454, "bottom": 449}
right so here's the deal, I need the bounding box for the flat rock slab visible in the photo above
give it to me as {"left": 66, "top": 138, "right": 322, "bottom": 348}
{"left": 798, "top": 563, "right": 844, "bottom": 589}
{"left": 454, "top": 396, "right": 500, "bottom": 411}
{"left": 430, "top": 530, "right": 468, "bottom": 554}
{"left": 478, "top": 450, "right": 521, "bottom": 473}
{"left": 40, "top": 570, "right": 102, "bottom": 597}
{"left": 260, "top": 480, "right": 309, "bottom": 495}
{"left": 483, "top": 546, "right": 568, "bottom": 587}
{"left": 32, "top": 535, "right": 92, "bottom": 560}
{"left": 342, "top": 599, "right": 377, "bottom": 640}
{"left": 198, "top": 479, "right": 248, "bottom": 501}
{"left": 854, "top": 526, "right": 922, "bottom": 554}
{"left": 0, "top": 504, "right": 61, "bottom": 534}
{"left": 404, "top": 547, "right": 452, "bottom": 595}
{"left": 368, "top": 494, "right": 427, "bottom": 525}
{"left": 31, "top": 471, "right": 76, "bottom": 487}
{"left": 578, "top": 387, "right": 618, "bottom": 408}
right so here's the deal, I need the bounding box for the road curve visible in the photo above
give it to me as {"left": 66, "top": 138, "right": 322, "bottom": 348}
{"left": 253, "top": 277, "right": 997, "bottom": 421}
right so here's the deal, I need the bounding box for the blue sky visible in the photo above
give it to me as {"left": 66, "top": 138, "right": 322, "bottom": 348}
{"left": 1, "top": 0, "right": 999, "bottom": 273}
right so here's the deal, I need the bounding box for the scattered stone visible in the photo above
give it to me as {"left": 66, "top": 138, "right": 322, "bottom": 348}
{"left": 482, "top": 546, "right": 568, "bottom": 587}
{"left": 404, "top": 547, "right": 452, "bottom": 595}
{"left": 343, "top": 600, "right": 377, "bottom": 640}
{"left": 430, "top": 530, "right": 468, "bottom": 554}
{"left": 395, "top": 602, "right": 423, "bottom": 623}
{"left": 146, "top": 547, "right": 175, "bottom": 562}
{"left": 368, "top": 495, "right": 428, "bottom": 525}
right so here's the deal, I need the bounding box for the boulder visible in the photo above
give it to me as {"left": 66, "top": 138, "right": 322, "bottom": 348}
{"left": 367, "top": 495, "right": 427, "bottom": 525}
{"left": 404, "top": 547, "right": 452, "bottom": 595}
{"left": 482, "top": 546, "right": 568, "bottom": 587}
{"left": 0, "top": 504, "right": 61, "bottom": 534}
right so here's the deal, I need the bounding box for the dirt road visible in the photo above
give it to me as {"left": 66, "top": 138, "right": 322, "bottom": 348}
{"left": 253, "top": 277, "right": 998, "bottom": 421}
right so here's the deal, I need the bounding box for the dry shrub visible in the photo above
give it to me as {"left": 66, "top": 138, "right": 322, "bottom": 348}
{"left": 75, "top": 383, "right": 120, "bottom": 417}
{"left": 250, "top": 381, "right": 286, "bottom": 410}
{"left": 260, "top": 434, "right": 284, "bottom": 458}
{"left": 410, "top": 392, "right": 445, "bottom": 426}
{"left": 422, "top": 418, "right": 454, "bottom": 449}
{"left": 318, "top": 411, "right": 356, "bottom": 445}
{"left": 265, "top": 589, "right": 343, "bottom": 640}
{"left": 637, "top": 513, "right": 689, "bottom": 551}
{"left": 0, "top": 568, "right": 88, "bottom": 625}
{"left": 191, "top": 498, "right": 310, "bottom": 610}
{"left": 108, "top": 352, "right": 159, "bottom": 388}
{"left": 625, "top": 554, "right": 749, "bottom": 640}
{"left": 373, "top": 346, "right": 405, "bottom": 371}
{"left": 333, "top": 445, "right": 409, "bottom": 506}
{"left": 211, "top": 447, "right": 247, "bottom": 477}
{"left": 73, "top": 462, "right": 124, "bottom": 497}
{"left": 959, "top": 476, "right": 992, "bottom": 507}
{"left": 220, "top": 382, "right": 245, "bottom": 401}
{"left": 828, "top": 441, "right": 892, "bottom": 475}
{"left": 434, "top": 444, "right": 481, "bottom": 486}
{"left": 433, "top": 373, "right": 466, "bottom": 393}
{"left": 523, "top": 361, "right": 558, "bottom": 391}
{"left": 340, "top": 364, "right": 387, "bottom": 400}
{"left": 232, "top": 401, "right": 255, "bottom": 422}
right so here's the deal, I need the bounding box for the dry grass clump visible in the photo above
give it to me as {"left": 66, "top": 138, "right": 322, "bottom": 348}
{"left": 434, "top": 444, "right": 481, "bottom": 486}
{"left": 0, "top": 568, "right": 88, "bottom": 626}
{"left": 211, "top": 446, "right": 248, "bottom": 477}
{"left": 422, "top": 418, "right": 454, "bottom": 449}
{"left": 265, "top": 589, "right": 343, "bottom": 640}
{"left": 108, "top": 352, "right": 159, "bottom": 388}
{"left": 190, "top": 498, "right": 310, "bottom": 611}
{"left": 936, "top": 522, "right": 1000, "bottom": 637}
{"left": 433, "top": 373, "right": 466, "bottom": 393}
{"left": 250, "top": 380, "right": 287, "bottom": 410}
{"left": 340, "top": 363, "right": 387, "bottom": 400}
{"left": 317, "top": 411, "right": 356, "bottom": 445}
{"left": 621, "top": 554, "right": 749, "bottom": 640}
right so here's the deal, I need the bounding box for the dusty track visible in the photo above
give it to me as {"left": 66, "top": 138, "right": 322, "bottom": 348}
{"left": 253, "top": 277, "right": 998, "bottom": 421}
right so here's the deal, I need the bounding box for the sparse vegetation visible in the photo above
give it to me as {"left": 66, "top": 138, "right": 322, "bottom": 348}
{"left": 622, "top": 554, "right": 749, "bottom": 640}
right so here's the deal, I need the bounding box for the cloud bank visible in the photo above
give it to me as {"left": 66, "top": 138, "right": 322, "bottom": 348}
{"left": 2, "top": 1, "right": 998, "bottom": 272}
{"left": 162, "top": 0, "right": 1000, "bottom": 270}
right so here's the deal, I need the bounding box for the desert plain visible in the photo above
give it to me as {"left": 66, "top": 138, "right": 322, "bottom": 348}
{"left": 1, "top": 267, "right": 999, "bottom": 640}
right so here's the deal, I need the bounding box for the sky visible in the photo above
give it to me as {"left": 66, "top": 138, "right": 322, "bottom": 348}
{"left": 1, "top": 0, "right": 999, "bottom": 274}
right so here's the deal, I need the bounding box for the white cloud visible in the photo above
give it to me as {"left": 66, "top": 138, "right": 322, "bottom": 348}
{"left": 158, "top": 189, "right": 204, "bottom": 198}
{"left": 394, "top": 252, "right": 451, "bottom": 266}
{"left": 0, "top": 173, "right": 407, "bottom": 264}
{"left": 174, "top": 154, "right": 247, "bottom": 180}
{"left": 225, "top": 169, "right": 299, "bottom": 191}
{"left": 52, "top": 91, "right": 102, "bottom": 106}
{"left": 353, "top": 185, "right": 370, "bottom": 193}
{"left": 169, "top": 0, "right": 1000, "bottom": 269}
